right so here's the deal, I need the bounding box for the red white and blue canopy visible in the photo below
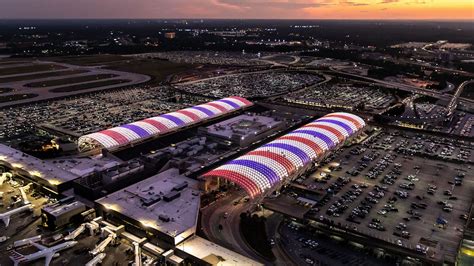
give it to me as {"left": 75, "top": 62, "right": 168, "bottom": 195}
{"left": 202, "top": 112, "right": 365, "bottom": 198}
{"left": 78, "top": 96, "right": 252, "bottom": 151}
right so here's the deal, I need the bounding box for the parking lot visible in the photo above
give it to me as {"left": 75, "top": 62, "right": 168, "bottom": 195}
{"left": 0, "top": 86, "right": 191, "bottom": 146}
{"left": 284, "top": 81, "right": 396, "bottom": 112}
{"left": 177, "top": 71, "right": 321, "bottom": 98}
{"left": 279, "top": 220, "right": 392, "bottom": 266}
{"left": 276, "top": 128, "right": 473, "bottom": 263}
{"left": 135, "top": 51, "right": 270, "bottom": 66}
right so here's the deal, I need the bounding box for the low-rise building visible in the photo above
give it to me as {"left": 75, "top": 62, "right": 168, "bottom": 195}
{"left": 95, "top": 168, "right": 200, "bottom": 246}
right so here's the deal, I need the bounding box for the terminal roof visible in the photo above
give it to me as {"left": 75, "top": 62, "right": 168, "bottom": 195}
{"left": 176, "top": 236, "right": 263, "bottom": 266}
{"left": 96, "top": 168, "right": 200, "bottom": 240}
{"left": 0, "top": 144, "right": 79, "bottom": 186}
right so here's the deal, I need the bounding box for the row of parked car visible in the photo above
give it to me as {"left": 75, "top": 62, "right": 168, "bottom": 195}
{"left": 325, "top": 178, "right": 360, "bottom": 217}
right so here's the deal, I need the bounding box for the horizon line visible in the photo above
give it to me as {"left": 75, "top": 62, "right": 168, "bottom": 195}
{"left": 0, "top": 18, "right": 473, "bottom": 22}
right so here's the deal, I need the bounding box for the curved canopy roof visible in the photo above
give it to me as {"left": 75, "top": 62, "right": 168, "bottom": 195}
{"left": 202, "top": 112, "right": 365, "bottom": 198}
{"left": 78, "top": 96, "right": 252, "bottom": 151}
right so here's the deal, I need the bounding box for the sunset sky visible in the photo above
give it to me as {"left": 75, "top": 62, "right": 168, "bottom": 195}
{"left": 0, "top": 0, "right": 473, "bottom": 20}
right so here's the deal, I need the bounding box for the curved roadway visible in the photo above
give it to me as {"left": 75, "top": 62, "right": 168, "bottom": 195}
{"left": 447, "top": 79, "right": 474, "bottom": 117}
{"left": 201, "top": 190, "right": 268, "bottom": 264}
{"left": 328, "top": 66, "right": 474, "bottom": 110}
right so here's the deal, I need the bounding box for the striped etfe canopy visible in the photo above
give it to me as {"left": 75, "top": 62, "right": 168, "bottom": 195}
{"left": 202, "top": 112, "right": 365, "bottom": 198}
{"left": 78, "top": 97, "right": 252, "bottom": 151}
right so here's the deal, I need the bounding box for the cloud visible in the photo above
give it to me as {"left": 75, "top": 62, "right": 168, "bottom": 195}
{"left": 339, "top": 0, "right": 370, "bottom": 6}
{"left": 0, "top": 0, "right": 334, "bottom": 19}
{"left": 217, "top": 0, "right": 327, "bottom": 9}
{"left": 406, "top": 0, "right": 433, "bottom": 4}
{"left": 0, "top": 0, "right": 228, "bottom": 19}
{"left": 0, "top": 0, "right": 466, "bottom": 19}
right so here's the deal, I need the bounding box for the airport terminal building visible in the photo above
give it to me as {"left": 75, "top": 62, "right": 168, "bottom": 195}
{"left": 0, "top": 144, "right": 80, "bottom": 193}
{"left": 95, "top": 168, "right": 200, "bottom": 246}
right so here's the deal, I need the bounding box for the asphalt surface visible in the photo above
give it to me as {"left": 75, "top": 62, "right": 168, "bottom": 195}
{"left": 200, "top": 189, "right": 267, "bottom": 264}
{"left": 0, "top": 60, "right": 150, "bottom": 107}
{"left": 278, "top": 220, "right": 392, "bottom": 266}
{"left": 281, "top": 129, "right": 473, "bottom": 263}
{"left": 0, "top": 181, "right": 47, "bottom": 242}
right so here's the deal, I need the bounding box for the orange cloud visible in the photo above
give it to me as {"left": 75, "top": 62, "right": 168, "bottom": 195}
{"left": 303, "top": 0, "right": 473, "bottom": 19}
{"left": 0, "top": 0, "right": 472, "bottom": 19}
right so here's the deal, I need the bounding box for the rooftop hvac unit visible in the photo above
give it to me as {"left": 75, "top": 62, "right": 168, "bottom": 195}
{"left": 172, "top": 182, "right": 188, "bottom": 192}
{"left": 140, "top": 195, "right": 161, "bottom": 207}
{"left": 159, "top": 214, "right": 170, "bottom": 222}
{"left": 163, "top": 191, "right": 180, "bottom": 202}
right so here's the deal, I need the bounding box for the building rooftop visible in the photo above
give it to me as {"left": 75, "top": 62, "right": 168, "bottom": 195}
{"left": 176, "top": 236, "right": 262, "bottom": 266}
{"left": 42, "top": 201, "right": 86, "bottom": 218}
{"left": 0, "top": 144, "right": 79, "bottom": 189}
{"left": 204, "top": 113, "right": 282, "bottom": 140}
{"left": 47, "top": 156, "right": 120, "bottom": 177}
{"left": 95, "top": 168, "right": 200, "bottom": 243}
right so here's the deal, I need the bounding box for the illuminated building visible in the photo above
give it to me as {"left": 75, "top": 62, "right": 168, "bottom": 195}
{"left": 202, "top": 112, "right": 365, "bottom": 198}
{"left": 78, "top": 97, "right": 252, "bottom": 152}
{"left": 164, "top": 32, "right": 176, "bottom": 39}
